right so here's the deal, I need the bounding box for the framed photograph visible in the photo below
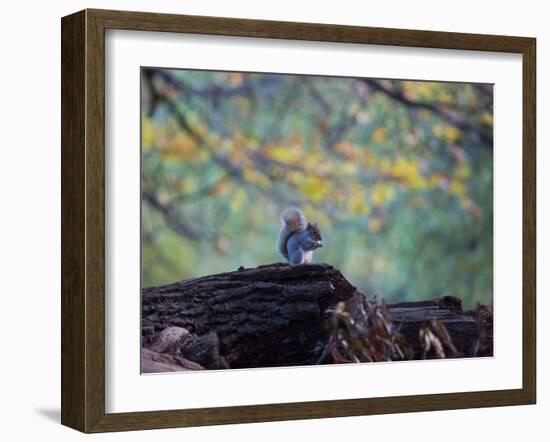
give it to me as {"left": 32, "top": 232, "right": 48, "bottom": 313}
{"left": 61, "top": 9, "right": 536, "bottom": 433}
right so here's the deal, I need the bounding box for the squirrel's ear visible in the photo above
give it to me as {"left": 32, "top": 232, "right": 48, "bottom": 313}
{"left": 306, "top": 222, "right": 312, "bottom": 228}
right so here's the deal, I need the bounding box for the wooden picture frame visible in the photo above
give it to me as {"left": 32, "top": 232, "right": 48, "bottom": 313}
{"left": 61, "top": 8, "right": 536, "bottom": 433}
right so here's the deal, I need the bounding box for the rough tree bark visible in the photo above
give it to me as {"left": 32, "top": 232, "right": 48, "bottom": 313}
{"left": 385, "top": 299, "right": 492, "bottom": 357}
{"left": 142, "top": 263, "right": 492, "bottom": 370}
{"left": 143, "top": 263, "right": 356, "bottom": 368}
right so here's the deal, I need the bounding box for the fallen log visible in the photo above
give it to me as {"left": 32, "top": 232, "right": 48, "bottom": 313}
{"left": 142, "top": 263, "right": 492, "bottom": 370}
{"left": 143, "top": 263, "right": 356, "bottom": 368}
{"left": 386, "top": 298, "right": 492, "bottom": 358}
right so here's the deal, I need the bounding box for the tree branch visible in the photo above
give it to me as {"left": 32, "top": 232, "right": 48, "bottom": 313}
{"left": 360, "top": 79, "right": 493, "bottom": 148}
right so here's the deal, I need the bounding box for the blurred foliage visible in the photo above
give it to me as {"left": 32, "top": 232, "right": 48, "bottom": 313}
{"left": 141, "top": 68, "right": 493, "bottom": 308}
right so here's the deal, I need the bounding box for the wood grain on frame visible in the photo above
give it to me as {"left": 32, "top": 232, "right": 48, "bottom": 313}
{"left": 61, "top": 8, "right": 536, "bottom": 433}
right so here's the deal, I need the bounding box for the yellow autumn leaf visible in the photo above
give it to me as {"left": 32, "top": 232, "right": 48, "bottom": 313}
{"left": 481, "top": 112, "right": 494, "bottom": 125}
{"left": 432, "top": 124, "right": 444, "bottom": 138}
{"left": 230, "top": 188, "right": 246, "bottom": 212}
{"left": 444, "top": 126, "right": 462, "bottom": 143}
{"left": 372, "top": 127, "right": 388, "bottom": 143}
{"left": 299, "top": 175, "right": 331, "bottom": 202}
{"left": 418, "top": 109, "right": 431, "bottom": 120}
{"left": 348, "top": 189, "right": 370, "bottom": 215}
{"left": 363, "top": 151, "right": 375, "bottom": 168}
{"left": 243, "top": 168, "right": 270, "bottom": 188}
{"left": 372, "top": 183, "right": 395, "bottom": 205}
{"left": 437, "top": 90, "right": 454, "bottom": 104}
{"left": 415, "top": 82, "right": 435, "bottom": 100}
{"left": 303, "top": 151, "right": 325, "bottom": 174}
{"left": 427, "top": 173, "right": 444, "bottom": 188}
{"left": 392, "top": 157, "right": 419, "bottom": 180}
{"left": 263, "top": 144, "right": 302, "bottom": 164}
{"left": 339, "top": 162, "right": 358, "bottom": 176}
{"left": 408, "top": 174, "right": 428, "bottom": 189}
{"left": 402, "top": 82, "right": 417, "bottom": 101}
{"left": 161, "top": 132, "right": 200, "bottom": 162}
{"left": 455, "top": 164, "right": 471, "bottom": 180}
{"left": 378, "top": 157, "right": 392, "bottom": 174}
{"left": 141, "top": 117, "right": 156, "bottom": 151}
{"left": 449, "top": 180, "right": 467, "bottom": 196}
{"left": 178, "top": 177, "right": 197, "bottom": 193}
{"left": 217, "top": 236, "right": 230, "bottom": 252}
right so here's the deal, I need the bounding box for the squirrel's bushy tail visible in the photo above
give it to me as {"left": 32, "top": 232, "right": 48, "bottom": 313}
{"left": 277, "top": 207, "right": 306, "bottom": 259}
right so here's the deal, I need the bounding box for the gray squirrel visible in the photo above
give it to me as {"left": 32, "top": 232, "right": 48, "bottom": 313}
{"left": 277, "top": 207, "right": 324, "bottom": 265}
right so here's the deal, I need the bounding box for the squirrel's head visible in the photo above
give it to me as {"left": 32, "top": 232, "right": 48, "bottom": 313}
{"left": 306, "top": 222, "right": 324, "bottom": 248}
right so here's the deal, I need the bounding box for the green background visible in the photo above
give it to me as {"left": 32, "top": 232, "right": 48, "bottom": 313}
{"left": 141, "top": 69, "right": 493, "bottom": 308}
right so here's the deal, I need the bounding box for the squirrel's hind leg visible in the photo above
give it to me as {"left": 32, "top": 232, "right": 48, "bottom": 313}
{"left": 288, "top": 249, "right": 304, "bottom": 265}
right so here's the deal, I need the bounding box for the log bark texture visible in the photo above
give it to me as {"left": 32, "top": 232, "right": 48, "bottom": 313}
{"left": 142, "top": 263, "right": 492, "bottom": 370}
{"left": 386, "top": 299, "right": 492, "bottom": 358}
{"left": 143, "top": 263, "right": 356, "bottom": 368}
